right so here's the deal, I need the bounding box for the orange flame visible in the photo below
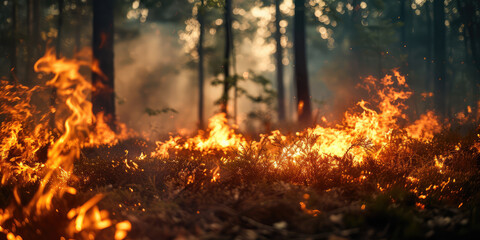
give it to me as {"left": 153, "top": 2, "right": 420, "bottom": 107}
{"left": 0, "top": 48, "right": 131, "bottom": 239}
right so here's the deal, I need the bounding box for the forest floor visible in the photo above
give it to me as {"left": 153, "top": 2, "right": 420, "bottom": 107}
{"left": 55, "top": 124, "right": 480, "bottom": 240}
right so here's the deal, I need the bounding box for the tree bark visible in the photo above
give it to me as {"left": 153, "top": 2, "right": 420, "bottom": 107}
{"left": 56, "top": 0, "right": 63, "bottom": 58}
{"left": 399, "top": 0, "right": 406, "bottom": 49}
{"left": 457, "top": 0, "right": 480, "bottom": 118}
{"left": 198, "top": 0, "right": 205, "bottom": 129}
{"left": 349, "top": 0, "right": 361, "bottom": 83}
{"left": 275, "top": 0, "right": 286, "bottom": 122}
{"left": 433, "top": 0, "right": 447, "bottom": 117}
{"left": 50, "top": 0, "right": 64, "bottom": 130}
{"left": 24, "top": 0, "right": 40, "bottom": 86}
{"left": 425, "top": 1, "right": 432, "bottom": 92}
{"left": 93, "top": 0, "right": 116, "bottom": 129}
{"left": 220, "top": 0, "right": 232, "bottom": 115}
{"left": 25, "top": 0, "right": 34, "bottom": 86}
{"left": 74, "top": 0, "right": 83, "bottom": 53}
{"left": 9, "top": 0, "right": 17, "bottom": 82}
{"left": 399, "top": 0, "right": 410, "bottom": 74}
{"left": 423, "top": 0, "right": 434, "bottom": 111}
{"left": 294, "top": 0, "right": 312, "bottom": 125}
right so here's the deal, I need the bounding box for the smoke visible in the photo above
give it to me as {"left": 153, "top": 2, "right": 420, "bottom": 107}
{"left": 115, "top": 23, "right": 201, "bottom": 136}
{"left": 115, "top": 20, "right": 289, "bottom": 135}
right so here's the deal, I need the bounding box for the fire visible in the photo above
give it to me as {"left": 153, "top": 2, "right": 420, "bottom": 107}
{"left": 297, "top": 100, "right": 304, "bottom": 116}
{"left": 151, "top": 70, "right": 444, "bottom": 185}
{"left": 152, "top": 112, "right": 245, "bottom": 158}
{"left": 0, "top": 81, "right": 50, "bottom": 184}
{"left": 0, "top": 45, "right": 466, "bottom": 238}
{"left": 288, "top": 70, "right": 441, "bottom": 163}
{"left": 0, "top": 48, "right": 131, "bottom": 239}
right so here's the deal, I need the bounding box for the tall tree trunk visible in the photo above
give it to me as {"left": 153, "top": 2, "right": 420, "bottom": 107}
{"left": 220, "top": 0, "right": 232, "bottom": 114}
{"left": 425, "top": 0, "right": 434, "bottom": 110}
{"left": 33, "top": 0, "right": 40, "bottom": 54}
{"left": 74, "top": 0, "right": 82, "bottom": 53}
{"left": 457, "top": 0, "right": 480, "bottom": 118}
{"left": 198, "top": 0, "right": 205, "bottom": 129}
{"left": 399, "top": 0, "right": 407, "bottom": 49}
{"left": 10, "top": 0, "right": 17, "bottom": 82}
{"left": 433, "top": 0, "right": 447, "bottom": 117}
{"left": 294, "top": 0, "right": 312, "bottom": 125}
{"left": 275, "top": 0, "right": 286, "bottom": 122}
{"left": 25, "top": 0, "right": 34, "bottom": 85}
{"left": 50, "top": 0, "right": 63, "bottom": 130}
{"left": 25, "top": 0, "right": 40, "bottom": 86}
{"left": 56, "top": 0, "right": 63, "bottom": 57}
{"left": 425, "top": 1, "right": 432, "bottom": 91}
{"left": 93, "top": 0, "right": 116, "bottom": 129}
{"left": 349, "top": 0, "right": 361, "bottom": 81}
{"left": 399, "top": 0, "right": 410, "bottom": 74}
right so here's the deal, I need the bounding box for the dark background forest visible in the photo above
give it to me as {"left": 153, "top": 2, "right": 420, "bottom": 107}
{"left": 0, "top": 0, "right": 479, "bottom": 133}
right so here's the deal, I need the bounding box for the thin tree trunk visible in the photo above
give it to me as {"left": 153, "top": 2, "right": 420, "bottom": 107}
{"left": 93, "top": 0, "right": 116, "bottom": 129}
{"left": 50, "top": 0, "right": 64, "bottom": 130}
{"left": 433, "top": 0, "right": 447, "bottom": 117}
{"left": 10, "top": 0, "right": 17, "bottom": 82}
{"left": 349, "top": 0, "right": 360, "bottom": 81}
{"left": 56, "top": 0, "right": 63, "bottom": 57}
{"left": 25, "top": 0, "right": 40, "bottom": 86}
{"left": 275, "top": 0, "right": 286, "bottom": 122}
{"left": 294, "top": 0, "right": 312, "bottom": 125}
{"left": 457, "top": 0, "right": 480, "bottom": 117}
{"left": 399, "top": 0, "right": 406, "bottom": 49}
{"left": 33, "top": 0, "right": 40, "bottom": 55}
{"left": 425, "top": 0, "right": 434, "bottom": 111}
{"left": 198, "top": 0, "right": 205, "bottom": 129}
{"left": 74, "top": 0, "right": 82, "bottom": 53}
{"left": 221, "top": 0, "right": 232, "bottom": 115}
{"left": 425, "top": 1, "right": 432, "bottom": 92}
{"left": 25, "top": 0, "right": 34, "bottom": 85}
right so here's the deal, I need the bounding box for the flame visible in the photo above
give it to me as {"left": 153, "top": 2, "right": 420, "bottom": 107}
{"left": 0, "top": 48, "right": 131, "bottom": 239}
{"left": 0, "top": 47, "right": 461, "bottom": 239}
{"left": 297, "top": 100, "right": 304, "bottom": 116}
{"left": 152, "top": 113, "right": 244, "bottom": 158}
{"left": 153, "top": 70, "right": 444, "bottom": 172}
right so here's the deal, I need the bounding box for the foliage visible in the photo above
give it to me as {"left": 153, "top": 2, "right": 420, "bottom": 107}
{"left": 145, "top": 107, "right": 178, "bottom": 116}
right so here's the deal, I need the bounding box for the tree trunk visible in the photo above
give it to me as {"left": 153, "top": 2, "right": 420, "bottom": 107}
{"left": 399, "top": 0, "right": 406, "bottom": 49}
{"left": 25, "top": 0, "right": 40, "bottom": 86}
{"left": 25, "top": 0, "right": 34, "bottom": 85}
{"left": 74, "top": 0, "right": 82, "bottom": 53}
{"left": 56, "top": 0, "right": 63, "bottom": 58}
{"left": 424, "top": 0, "right": 434, "bottom": 110}
{"left": 10, "top": 0, "right": 17, "bottom": 82}
{"left": 349, "top": 0, "right": 361, "bottom": 82}
{"left": 433, "top": 0, "right": 447, "bottom": 117}
{"left": 220, "top": 0, "right": 232, "bottom": 115}
{"left": 92, "top": 0, "right": 116, "bottom": 129}
{"left": 275, "top": 0, "right": 286, "bottom": 122}
{"left": 457, "top": 0, "right": 480, "bottom": 118}
{"left": 399, "top": 0, "right": 410, "bottom": 74}
{"left": 198, "top": 0, "right": 205, "bottom": 129}
{"left": 425, "top": 1, "right": 432, "bottom": 92}
{"left": 50, "top": 0, "right": 63, "bottom": 130}
{"left": 294, "top": 0, "right": 312, "bottom": 125}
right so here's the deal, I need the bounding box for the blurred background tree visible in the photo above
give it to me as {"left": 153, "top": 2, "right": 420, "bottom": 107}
{"left": 0, "top": 0, "right": 479, "bottom": 133}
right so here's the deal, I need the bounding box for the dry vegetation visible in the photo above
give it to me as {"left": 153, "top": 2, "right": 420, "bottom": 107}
{"left": 70, "top": 125, "right": 480, "bottom": 240}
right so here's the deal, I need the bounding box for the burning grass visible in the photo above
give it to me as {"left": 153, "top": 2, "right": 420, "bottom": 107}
{"left": 1, "top": 50, "right": 480, "bottom": 239}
